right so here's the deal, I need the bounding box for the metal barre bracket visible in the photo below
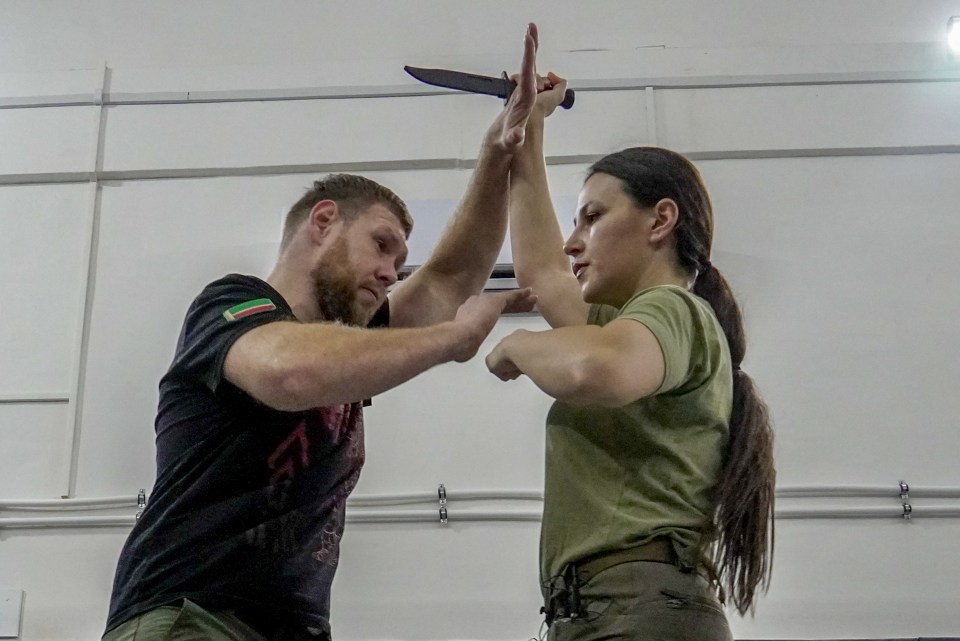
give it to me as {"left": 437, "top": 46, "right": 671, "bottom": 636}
{"left": 899, "top": 480, "right": 911, "bottom": 521}
{"left": 438, "top": 483, "right": 448, "bottom": 525}
{"left": 135, "top": 489, "right": 147, "bottom": 520}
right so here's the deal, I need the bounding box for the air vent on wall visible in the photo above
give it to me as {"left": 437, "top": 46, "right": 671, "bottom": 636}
{"left": 396, "top": 263, "right": 519, "bottom": 293}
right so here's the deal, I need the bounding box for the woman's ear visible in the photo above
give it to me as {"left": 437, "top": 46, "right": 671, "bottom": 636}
{"left": 649, "top": 197, "right": 679, "bottom": 243}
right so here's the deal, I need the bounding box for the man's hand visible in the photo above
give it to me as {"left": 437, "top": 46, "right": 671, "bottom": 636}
{"left": 486, "top": 23, "right": 570, "bottom": 153}
{"left": 449, "top": 288, "right": 536, "bottom": 362}
{"left": 487, "top": 23, "right": 539, "bottom": 154}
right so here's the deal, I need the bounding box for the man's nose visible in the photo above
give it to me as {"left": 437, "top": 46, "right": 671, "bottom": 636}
{"left": 379, "top": 260, "right": 399, "bottom": 286}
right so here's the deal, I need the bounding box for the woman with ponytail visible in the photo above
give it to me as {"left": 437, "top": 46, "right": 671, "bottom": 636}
{"left": 486, "top": 70, "right": 775, "bottom": 641}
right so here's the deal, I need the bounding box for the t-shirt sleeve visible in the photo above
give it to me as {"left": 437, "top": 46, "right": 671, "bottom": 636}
{"left": 170, "top": 278, "right": 294, "bottom": 393}
{"left": 607, "top": 288, "right": 700, "bottom": 395}
{"left": 587, "top": 303, "right": 620, "bottom": 326}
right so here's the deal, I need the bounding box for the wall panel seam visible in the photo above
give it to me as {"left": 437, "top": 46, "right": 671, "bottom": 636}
{"left": 3, "top": 72, "right": 960, "bottom": 109}
{"left": 2, "top": 147, "right": 960, "bottom": 187}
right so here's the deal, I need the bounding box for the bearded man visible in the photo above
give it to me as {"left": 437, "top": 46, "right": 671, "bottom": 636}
{"left": 101, "top": 23, "right": 542, "bottom": 641}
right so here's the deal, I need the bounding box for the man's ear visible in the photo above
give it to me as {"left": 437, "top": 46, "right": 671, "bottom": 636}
{"left": 649, "top": 198, "right": 679, "bottom": 243}
{"left": 307, "top": 200, "right": 341, "bottom": 243}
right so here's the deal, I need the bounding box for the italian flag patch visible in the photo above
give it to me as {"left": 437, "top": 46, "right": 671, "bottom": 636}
{"left": 222, "top": 298, "right": 277, "bottom": 322}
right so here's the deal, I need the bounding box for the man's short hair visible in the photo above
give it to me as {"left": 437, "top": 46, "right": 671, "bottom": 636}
{"left": 281, "top": 174, "right": 413, "bottom": 249}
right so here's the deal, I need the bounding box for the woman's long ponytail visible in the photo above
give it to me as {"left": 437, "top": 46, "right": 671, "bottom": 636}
{"left": 694, "top": 264, "right": 776, "bottom": 615}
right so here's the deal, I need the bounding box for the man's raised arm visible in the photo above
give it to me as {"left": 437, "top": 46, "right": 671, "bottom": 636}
{"left": 389, "top": 23, "right": 541, "bottom": 328}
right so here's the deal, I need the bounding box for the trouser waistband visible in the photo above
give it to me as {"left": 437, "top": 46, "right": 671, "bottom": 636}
{"left": 541, "top": 538, "right": 677, "bottom": 625}
{"left": 574, "top": 538, "right": 675, "bottom": 583}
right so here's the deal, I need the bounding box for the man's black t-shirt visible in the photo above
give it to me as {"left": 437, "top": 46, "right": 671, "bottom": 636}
{"left": 106, "top": 274, "right": 384, "bottom": 635}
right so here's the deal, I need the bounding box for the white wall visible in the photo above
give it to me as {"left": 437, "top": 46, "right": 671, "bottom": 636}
{"left": 2, "top": 2, "right": 960, "bottom": 639}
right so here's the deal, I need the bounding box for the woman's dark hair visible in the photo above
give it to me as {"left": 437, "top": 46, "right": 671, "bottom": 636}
{"left": 587, "top": 147, "right": 776, "bottom": 614}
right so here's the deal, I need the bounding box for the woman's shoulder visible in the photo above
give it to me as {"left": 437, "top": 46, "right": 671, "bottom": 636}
{"left": 614, "top": 284, "right": 726, "bottom": 354}
{"left": 589, "top": 284, "right": 697, "bottom": 326}
{"left": 621, "top": 284, "right": 706, "bottom": 317}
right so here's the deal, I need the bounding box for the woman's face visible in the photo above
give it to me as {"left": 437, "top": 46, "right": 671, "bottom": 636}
{"left": 565, "top": 173, "right": 655, "bottom": 307}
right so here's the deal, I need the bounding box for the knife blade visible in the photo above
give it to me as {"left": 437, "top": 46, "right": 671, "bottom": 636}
{"left": 404, "top": 65, "right": 575, "bottom": 110}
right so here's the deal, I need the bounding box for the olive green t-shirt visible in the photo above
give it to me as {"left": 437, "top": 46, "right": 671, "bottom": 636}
{"left": 540, "top": 285, "right": 732, "bottom": 581}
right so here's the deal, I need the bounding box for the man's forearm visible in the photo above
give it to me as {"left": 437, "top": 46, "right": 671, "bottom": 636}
{"left": 228, "top": 321, "right": 470, "bottom": 411}
{"left": 421, "top": 138, "right": 511, "bottom": 293}
{"left": 388, "top": 137, "right": 512, "bottom": 328}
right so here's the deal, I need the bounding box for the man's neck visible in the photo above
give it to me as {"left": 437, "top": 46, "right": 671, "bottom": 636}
{"left": 266, "top": 261, "right": 317, "bottom": 322}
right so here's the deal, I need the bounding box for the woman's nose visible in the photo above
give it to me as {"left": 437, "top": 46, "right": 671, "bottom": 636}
{"left": 563, "top": 233, "right": 583, "bottom": 257}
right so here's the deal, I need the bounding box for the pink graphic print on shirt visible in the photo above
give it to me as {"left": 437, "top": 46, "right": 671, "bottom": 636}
{"left": 245, "top": 402, "right": 365, "bottom": 564}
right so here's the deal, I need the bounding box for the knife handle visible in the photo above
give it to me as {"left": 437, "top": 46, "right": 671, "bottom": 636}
{"left": 559, "top": 88, "right": 575, "bottom": 110}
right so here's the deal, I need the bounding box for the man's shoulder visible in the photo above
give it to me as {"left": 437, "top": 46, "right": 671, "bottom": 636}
{"left": 199, "top": 273, "right": 271, "bottom": 299}
{"left": 163, "top": 275, "right": 291, "bottom": 392}
{"left": 173, "top": 274, "right": 293, "bottom": 349}
{"left": 190, "top": 274, "right": 289, "bottom": 315}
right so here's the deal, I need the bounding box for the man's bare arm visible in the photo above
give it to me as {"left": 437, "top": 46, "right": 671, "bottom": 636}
{"left": 388, "top": 23, "right": 540, "bottom": 328}
{"left": 224, "top": 288, "right": 535, "bottom": 411}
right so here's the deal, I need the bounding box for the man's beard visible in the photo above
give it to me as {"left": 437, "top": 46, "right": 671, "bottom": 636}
{"left": 311, "top": 237, "right": 365, "bottom": 327}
